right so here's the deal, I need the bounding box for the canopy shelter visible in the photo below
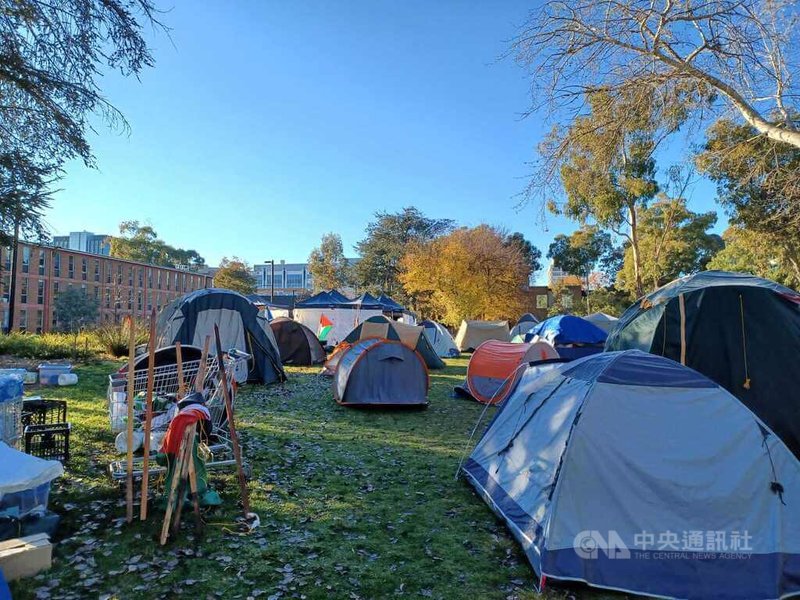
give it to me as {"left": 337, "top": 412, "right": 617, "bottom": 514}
{"left": 607, "top": 270, "right": 800, "bottom": 460}
{"left": 454, "top": 340, "right": 559, "bottom": 404}
{"left": 342, "top": 315, "right": 445, "bottom": 369}
{"left": 464, "top": 350, "right": 800, "bottom": 600}
{"left": 524, "top": 315, "right": 607, "bottom": 360}
{"left": 583, "top": 312, "right": 619, "bottom": 333}
{"left": 509, "top": 313, "right": 539, "bottom": 340}
{"left": 420, "top": 320, "right": 459, "bottom": 358}
{"left": 269, "top": 317, "right": 326, "bottom": 366}
{"left": 295, "top": 290, "right": 382, "bottom": 347}
{"left": 332, "top": 339, "right": 429, "bottom": 408}
{"left": 454, "top": 320, "right": 510, "bottom": 352}
{"left": 247, "top": 294, "right": 292, "bottom": 320}
{"left": 342, "top": 292, "right": 384, "bottom": 310}
{"left": 377, "top": 294, "right": 404, "bottom": 312}
{"left": 155, "top": 288, "right": 285, "bottom": 384}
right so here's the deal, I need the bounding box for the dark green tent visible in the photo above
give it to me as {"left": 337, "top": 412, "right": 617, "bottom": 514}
{"left": 606, "top": 270, "right": 800, "bottom": 458}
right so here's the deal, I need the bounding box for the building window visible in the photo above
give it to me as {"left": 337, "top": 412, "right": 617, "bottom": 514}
{"left": 38, "top": 252, "right": 45, "bottom": 276}
{"left": 22, "top": 247, "right": 30, "bottom": 273}
{"left": 53, "top": 252, "right": 60, "bottom": 277}
{"left": 128, "top": 267, "right": 133, "bottom": 287}
{"left": 94, "top": 285, "right": 100, "bottom": 300}
{"left": 4, "top": 247, "right": 11, "bottom": 272}
{"left": 81, "top": 257, "right": 87, "bottom": 281}
{"left": 35, "top": 310, "right": 43, "bottom": 334}
{"left": 94, "top": 260, "right": 100, "bottom": 282}
{"left": 138, "top": 268, "right": 143, "bottom": 287}
{"left": 147, "top": 268, "right": 153, "bottom": 287}
{"left": 53, "top": 281, "right": 59, "bottom": 297}
{"left": 51, "top": 309, "right": 57, "bottom": 330}
{"left": 37, "top": 280, "right": 44, "bottom": 305}
{"left": 166, "top": 272, "right": 170, "bottom": 290}
{"left": 20, "top": 278, "right": 28, "bottom": 304}
{"left": 536, "top": 294, "right": 548, "bottom": 309}
{"left": 147, "top": 291, "right": 152, "bottom": 311}
{"left": 156, "top": 271, "right": 161, "bottom": 290}
{"left": 286, "top": 273, "right": 303, "bottom": 288}
{"left": 137, "top": 290, "right": 143, "bottom": 312}
{"left": 18, "top": 309, "right": 27, "bottom": 333}
{"left": 105, "top": 288, "right": 111, "bottom": 309}
{"left": 127, "top": 290, "right": 133, "bottom": 310}
{"left": 106, "top": 264, "right": 112, "bottom": 284}
{"left": 117, "top": 265, "right": 122, "bottom": 285}
{"left": 68, "top": 256, "right": 74, "bottom": 278}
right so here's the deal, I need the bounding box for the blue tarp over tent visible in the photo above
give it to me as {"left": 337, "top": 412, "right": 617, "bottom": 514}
{"left": 525, "top": 315, "right": 608, "bottom": 360}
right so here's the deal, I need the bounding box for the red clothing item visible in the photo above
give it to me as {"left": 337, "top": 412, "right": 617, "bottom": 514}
{"left": 160, "top": 407, "right": 208, "bottom": 455}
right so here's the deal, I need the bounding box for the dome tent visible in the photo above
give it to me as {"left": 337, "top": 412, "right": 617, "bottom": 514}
{"left": 583, "top": 312, "right": 619, "bottom": 333}
{"left": 509, "top": 313, "right": 539, "bottom": 339}
{"left": 269, "top": 317, "right": 326, "bottom": 366}
{"left": 454, "top": 320, "right": 509, "bottom": 352}
{"left": 606, "top": 270, "right": 800, "bottom": 459}
{"left": 524, "top": 315, "right": 607, "bottom": 360}
{"left": 332, "top": 339, "right": 429, "bottom": 407}
{"left": 342, "top": 315, "right": 445, "bottom": 369}
{"left": 464, "top": 350, "right": 800, "bottom": 600}
{"left": 156, "top": 289, "right": 285, "bottom": 385}
{"left": 420, "top": 320, "right": 459, "bottom": 358}
{"left": 455, "top": 340, "right": 559, "bottom": 404}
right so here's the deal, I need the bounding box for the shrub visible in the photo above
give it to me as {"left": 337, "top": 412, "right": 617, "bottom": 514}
{"left": 0, "top": 332, "right": 101, "bottom": 361}
{"left": 91, "top": 319, "right": 150, "bottom": 358}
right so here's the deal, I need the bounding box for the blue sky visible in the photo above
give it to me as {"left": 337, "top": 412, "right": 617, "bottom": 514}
{"left": 45, "top": 1, "right": 723, "bottom": 282}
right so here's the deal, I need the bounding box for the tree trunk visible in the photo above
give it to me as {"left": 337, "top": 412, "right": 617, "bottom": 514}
{"left": 628, "top": 203, "right": 643, "bottom": 297}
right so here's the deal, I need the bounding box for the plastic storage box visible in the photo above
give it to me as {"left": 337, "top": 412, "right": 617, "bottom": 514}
{"left": 0, "top": 374, "right": 24, "bottom": 448}
{"left": 37, "top": 364, "right": 72, "bottom": 386}
{"left": 0, "top": 481, "right": 51, "bottom": 517}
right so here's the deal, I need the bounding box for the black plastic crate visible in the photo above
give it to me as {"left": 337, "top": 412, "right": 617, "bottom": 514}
{"left": 24, "top": 423, "right": 70, "bottom": 464}
{"left": 21, "top": 399, "right": 67, "bottom": 428}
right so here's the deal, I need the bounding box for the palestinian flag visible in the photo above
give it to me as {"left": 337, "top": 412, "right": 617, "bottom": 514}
{"left": 318, "top": 314, "right": 333, "bottom": 342}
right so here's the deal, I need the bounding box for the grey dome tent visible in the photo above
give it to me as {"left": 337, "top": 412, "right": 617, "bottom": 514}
{"left": 156, "top": 288, "right": 285, "bottom": 385}
{"left": 333, "top": 338, "right": 429, "bottom": 407}
{"left": 464, "top": 350, "right": 800, "bottom": 600}
{"left": 420, "top": 320, "right": 459, "bottom": 358}
{"left": 606, "top": 270, "right": 800, "bottom": 459}
{"left": 509, "top": 313, "right": 539, "bottom": 339}
{"left": 269, "top": 317, "right": 326, "bottom": 366}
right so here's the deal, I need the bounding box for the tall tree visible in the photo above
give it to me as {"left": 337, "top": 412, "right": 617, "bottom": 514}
{"left": 399, "top": 225, "right": 529, "bottom": 326}
{"left": 354, "top": 207, "right": 453, "bottom": 302}
{"left": 696, "top": 118, "right": 800, "bottom": 282}
{"left": 108, "top": 221, "right": 205, "bottom": 268}
{"left": 547, "top": 226, "right": 615, "bottom": 287}
{"left": 0, "top": 0, "right": 162, "bottom": 166}
{"left": 707, "top": 226, "right": 799, "bottom": 288}
{"left": 504, "top": 232, "right": 542, "bottom": 282}
{"left": 308, "top": 233, "right": 351, "bottom": 292}
{"left": 516, "top": 0, "right": 800, "bottom": 149}
{"left": 617, "top": 197, "right": 722, "bottom": 296}
{"left": 0, "top": 152, "right": 60, "bottom": 245}
{"left": 542, "top": 89, "right": 672, "bottom": 296}
{"left": 54, "top": 287, "right": 99, "bottom": 332}
{"left": 214, "top": 257, "right": 256, "bottom": 295}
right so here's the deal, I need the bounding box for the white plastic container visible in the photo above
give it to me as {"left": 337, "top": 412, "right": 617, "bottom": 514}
{"left": 57, "top": 373, "right": 78, "bottom": 386}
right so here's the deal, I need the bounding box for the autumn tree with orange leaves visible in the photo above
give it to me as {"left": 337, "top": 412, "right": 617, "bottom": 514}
{"left": 399, "top": 225, "right": 532, "bottom": 326}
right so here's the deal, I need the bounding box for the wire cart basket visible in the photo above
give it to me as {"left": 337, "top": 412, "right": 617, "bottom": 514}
{"left": 107, "top": 349, "right": 249, "bottom": 481}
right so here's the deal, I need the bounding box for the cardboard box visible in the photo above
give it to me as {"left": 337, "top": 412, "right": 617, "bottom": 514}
{"left": 0, "top": 533, "right": 52, "bottom": 581}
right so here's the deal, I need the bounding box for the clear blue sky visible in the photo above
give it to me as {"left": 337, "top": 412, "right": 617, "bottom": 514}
{"left": 45, "top": 1, "right": 723, "bottom": 282}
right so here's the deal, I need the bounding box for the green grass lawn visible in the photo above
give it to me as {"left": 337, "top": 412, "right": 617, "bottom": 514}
{"left": 11, "top": 358, "right": 623, "bottom": 600}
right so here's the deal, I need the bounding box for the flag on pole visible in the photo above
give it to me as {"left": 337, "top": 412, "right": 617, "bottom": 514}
{"left": 318, "top": 314, "right": 333, "bottom": 341}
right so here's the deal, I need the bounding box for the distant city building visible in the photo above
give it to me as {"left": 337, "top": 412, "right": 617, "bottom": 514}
{"left": 253, "top": 258, "right": 360, "bottom": 296}
{"left": 524, "top": 284, "right": 584, "bottom": 321}
{"left": 0, "top": 242, "right": 213, "bottom": 333}
{"left": 52, "top": 231, "right": 111, "bottom": 256}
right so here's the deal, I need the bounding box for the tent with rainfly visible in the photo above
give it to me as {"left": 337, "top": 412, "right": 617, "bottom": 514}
{"left": 420, "top": 320, "right": 459, "bottom": 358}
{"left": 523, "top": 315, "right": 607, "bottom": 360}
{"left": 269, "top": 317, "right": 327, "bottom": 365}
{"left": 583, "top": 312, "right": 619, "bottom": 333}
{"left": 155, "top": 288, "right": 285, "bottom": 384}
{"left": 332, "top": 338, "right": 429, "bottom": 407}
{"left": 342, "top": 315, "right": 445, "bottom": 369}
{"left": 606, "top": 270, "right": 800, "bottom": 460}
{"left": 510, "top": 313, "right": 539, "bottom": 340}
{"left": 455, "top": 320, "right": 509, "bottom": 352}
{"left": 464, "top": 350, "right": 800, "bottom": 600}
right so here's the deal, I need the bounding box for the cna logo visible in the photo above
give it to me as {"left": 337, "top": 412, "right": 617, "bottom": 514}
{"left": 574, "top": 530, "right": 631, "bottom": 560}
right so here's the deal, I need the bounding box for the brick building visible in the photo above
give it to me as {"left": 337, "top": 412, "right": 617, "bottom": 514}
{"left": 523, "top": 285, "right": 585, "bottom": 322}
{"left": 0, "top": 242, "right": 213, "bottom": 333}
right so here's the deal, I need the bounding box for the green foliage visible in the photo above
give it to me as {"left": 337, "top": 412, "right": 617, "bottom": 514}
{"left": 707, "top": 227, "right": 799, "bottom": 288}
{"left": 547, "top": 226, "right": 616, "bottom": 283}
{"left": 585, "top": 287, "right": 634, "bottom": 317}
{"left": 308, "top": 233, "right": 352, "bottom": 292}
{"left": 354, "top": 207, "right": 453, "bottom": 302}
{"left": 91, "top": 319, "right": 150, "bottom": 358}
{"left": 214, "top": 256, "right": 257, "bottom": 295}
{"left": 0, "top": 152, "right": 60, "bottom": 245}
{"left": 696, "top": 118, "right": 800, "bottom": 283}
{"left": 616, "top": 197, "right": 723, "bottom": 296}
{"left": 54, "top": 287, "right": 99, "bottom": 332}
{"left": 0, "top": 331, "right": 100, "bottom": 361}
{"left": 108, "top": 221, "right": 205, "bottom": 268}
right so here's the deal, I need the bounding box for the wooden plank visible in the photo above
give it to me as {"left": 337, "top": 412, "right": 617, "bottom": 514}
{"left": 0, "top": 535, "right": 52, "bottom": 581}
{"left": 125, "top": 316, "right": 137, "bottom": 523}
{"left": 140, "top": 308, "right": 157, "bottom": 521}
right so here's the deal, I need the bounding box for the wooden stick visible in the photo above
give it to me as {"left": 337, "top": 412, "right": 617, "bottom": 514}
{"left": 125, "top": 316, "right": 136, "bottom": 524}
{"left": 213, "top": 324, "right": 251, "bottom": 517}
{"left": 170, "top": 424, "right": 195, "bottom": 537}
{"left": 175, "top": 341, "right": 185, "bottom": 399}
{"left": 140, "top": 308, "right": 157, "bottom": 521}
{"left": 195, "top": 336, "right": 210, "bottom": 393}
{"left": 186, "top": 446, "right": 203, "bottom": 533}
{"left": 159, "top": 426, "right": 193, "bottom": 545}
